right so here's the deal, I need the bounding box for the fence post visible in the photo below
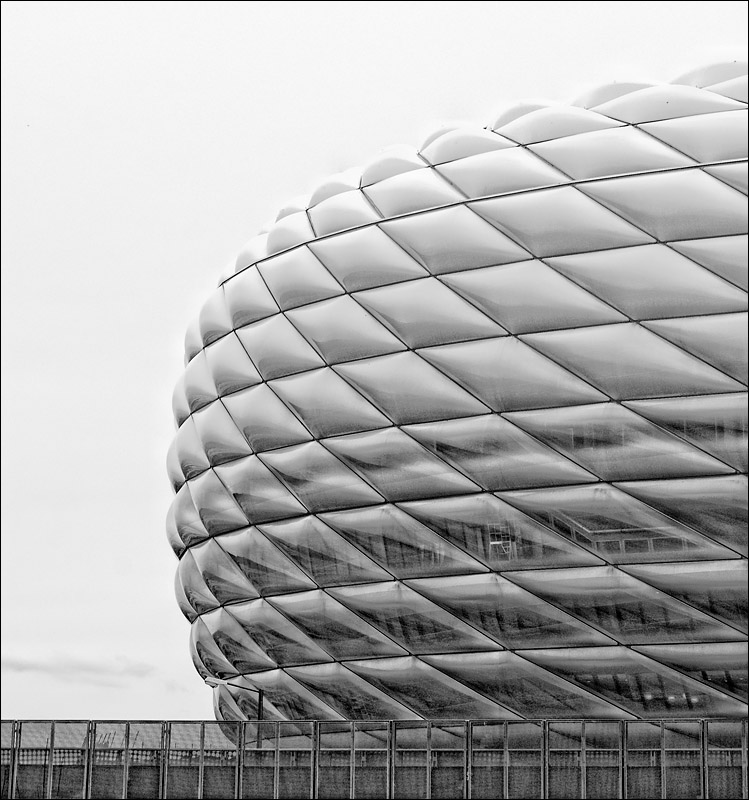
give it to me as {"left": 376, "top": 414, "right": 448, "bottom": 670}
{"left": 45, "top": 721, "right": 55, "bottom": 800}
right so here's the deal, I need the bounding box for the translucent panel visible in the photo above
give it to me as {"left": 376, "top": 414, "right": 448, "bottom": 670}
{"left": 436, "top": 147, "right": 568, "bottom": 197}
{"left": 269, "top": 590, "right": 407, "bottom": 660}
{"left": 409, "top": 573, "right": 613, "bottom": 649}
{"left": 335, "top": 352, "right": 489, "bottom": 424}
{"left": 185, "top": 315, "right": 203, "bottom": 362}
{"left": 380, "top": 204, "right": 531, "bottom": 274}
{"left": 235, "top": 231, "right": 268, "bottom": 270}
{"left": 579, "top": 170, "right": 748, "bottom": 242}
{"left": 360, "top": 145, "right": 425, "bottom": 186}
{"left": 235, "top": 315, "right": 325, "bottom": 380}
{"left": 525, "top": 323, "right": 744, "bottom": 399}
{"left": 190, "top": 536, "right": 259, "bottom": 605}
{"left": 190, "top": 618, "right": 240, "bottom": 679}
{"left": 616, "top": 475, "right": 748, "bottom": 556}
{"left": 233, "top": 669, "right": 344, "bottom": 720}
{"left": 215, "top": 527, "right": 316, "bottom": 596}
{"left": 320, "top": 504, "right": 488, "bottom": 578}
{"left": 497, "top": 105, "right": 622, "bottom": 143}
{"left": 591, "top": 84, "right": 744, "bottom": 122}
{"left": 405, "top": 414, "right": 596, "bottom": 489}
{"left": 227, "top": 598, "right": 333, "bottom": 666}
{"left": 171, "top": 482, "right": 210, "bottom": 548}
{"left": 286, "top": 294, "right": 407, "bottom": 362}
{"left": 621, "top": 560, "right": 747, "bottom": 632}
{"left": 547, "top": 244, "right": 748, "bottom": 320}
{"left": 269, "top": 368, "right": 391, "bottom": 437}
{"left": 287, "top": 663, "right": 420, "bottom": 720}
{"left": 419, "top": 336, "right": 606, "bottom": 411}
{"left": 329, "top": 581, "right": 501, "bottom": 654}
{"left": 706, "top": 162, "right": 748, "bottom": 194}
{"left": 204, "top": 331, "right": 262, "bottom": 396}
{"left": 491, "top": 101, "right": 550, "bottom": 128}
{"left": 671, "top": 234, "right": 748, "bottom": 291}
{"left": 192, "top": 399, "right": 253, "bottom": 466}
{"left": 188, "top": 468, "right": 250, "bottom": 535}
{"left": 346, "top": 656, "right": 516, "bottom": 719}
{"left": 174, "top": 415, "right": 211, "bottom": 480}
{"left": 265, "top": 211, "right": 316, "bottom": 256}
{"left": 674, "top": 62, "right": 748, "bottom": 88}
{"left": 362, "top": 168, "right": 463, "bottom": 217}
{"left": 184, "top": 350, "right": 219, "bottom": 413}
{"left": 198, "top": 286, "right": 233, "bottom": 347}
{"left": 707, "top": 73, "right": 749, "bottom": 101}
{"left": 214, "top": 455, "right": 308, "bottom": 524}
{"left": 167, "top": 502, "right": 189, "bottom": 558}
{"left": 257, "top": 246, "right": 344, "bottom": 312}
{"left": 424, "top": 651, "right": 628, "bottom": 718}
{"left": 442, "top": 259, "right": 625, "bottom": 333}
{"left": 420, "top": 127, "right": 514, "bottom": 165}
{"left": 308, "top": 189, "right": 381, "bottom": 236}
{"left": 530, "top": 125, "right": 693, "bottom": 180}
{"left": 308, "top": 224, "right": 428, "bottom": 291}
{"left": 178, "top": 549, "right": 220, "bottom": 615}
{"left": 506, "top": 402, "right": 733, "bottom": 480}
{"left": 643, "top": 109, "right": 747, "bottom": 161}
{"left": 400, "top": 494, "right": 602, "bottom": 570}
{"left": 634, "top": 643, "right": 747, "bottom": 699}
{"left": 625, "top": 393, "right": 748, "bottom": 471}
{"left": 508, "top": 565, "right": 745, "bottom": 644}
{"left": 221, "top": 383, "right": 313, "bottom": 452}
{"left": 500, "top": 483, "right": 734, "bottom": 564}
{"left": 323, "top": 427, "right": 479, "bottom": 501}
{"left": 573, "top": 81, "right": 653, "bottom": 109}
{"left": 257, "top": 516, "right": 390, "bottom": 586}
{"left": 172, "top": 373, "right": 191, "bottom": 425}
{"left": 201, "top": 607, "right": 277, "bottom": 672}
{"left": 355, "top": 277, "right": 506, "bottom": 347}
{"left": 260, "top": 442, "right": 384, "bottom": 512}
{"left": 223, "top": 265, "right": 279, "bottom": 328}
{"left": 310, "top": 169, "right": 360, "bottom": 205}
{"left": 644, "top": 313, "right": 748, "bottom": 383}
{"left": 470, "top": 187, "right": 654, "bottom": 258}
{"left": 522, "top": 646, "right": 746, "bottom": 717}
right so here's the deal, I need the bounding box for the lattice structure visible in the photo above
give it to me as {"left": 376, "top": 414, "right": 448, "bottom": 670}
{"left": 167, "top": 62, "right": 748, "bottom": 722}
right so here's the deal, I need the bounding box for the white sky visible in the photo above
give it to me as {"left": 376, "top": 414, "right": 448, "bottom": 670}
{"left": 1, "top": 0, "right": 747, "bottom": 721}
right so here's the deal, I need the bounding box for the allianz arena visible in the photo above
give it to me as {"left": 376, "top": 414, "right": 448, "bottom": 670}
{"left": 167, "top": 62, "right": 748, "bottom": 723}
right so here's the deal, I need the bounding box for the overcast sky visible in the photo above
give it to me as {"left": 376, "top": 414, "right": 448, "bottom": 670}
{"left": 1, "top": 0, "right": 747, "bottom": 721}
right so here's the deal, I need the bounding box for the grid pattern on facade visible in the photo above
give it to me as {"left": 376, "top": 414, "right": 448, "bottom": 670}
{"left": 2, "top": 719, "right": 747, "bottom": 799}
{"left": 167, "top": 62, "right": 748, "bottom": 722}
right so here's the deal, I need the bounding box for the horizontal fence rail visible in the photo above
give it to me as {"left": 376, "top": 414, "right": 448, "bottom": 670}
{"left": 1, "top": 718, "right": 747, "bottom": 799}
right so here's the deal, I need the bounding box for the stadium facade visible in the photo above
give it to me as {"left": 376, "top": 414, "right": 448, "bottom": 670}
{"left": 167, "top": 62, "right": 748, "bottom": 725}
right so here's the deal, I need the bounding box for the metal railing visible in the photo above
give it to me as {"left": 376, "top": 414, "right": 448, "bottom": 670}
{"left": 1, "top": 718, "right": 747, "bottom": 799}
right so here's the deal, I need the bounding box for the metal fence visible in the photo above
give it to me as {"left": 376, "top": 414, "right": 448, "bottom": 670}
{"left": 1, "top": 718, "right": 747, "bottom": 799}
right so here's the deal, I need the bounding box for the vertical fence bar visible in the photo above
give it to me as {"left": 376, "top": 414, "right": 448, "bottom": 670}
{"left": 387, "top": 721, "right": 395, "bottom": 800}
{"left": 45, "top": 721, "right": 55, "bottom": 800}
{"left": 700, "top": 719, "right": 708, "bottom": 800}
{"left": 197, "top": 722, "right": 205, "bottom": 800}
{"left": 121, "top": 722, "right": 130, "bottom": 800}
{"left": 236, "top": 721, "right": 245, "bottom": 800}
{"left": 160, "top": 722, "right": 169, "bottom": 800}
{"left": 312, "top": 721, "right": 319, "bottom": 800}
{"left": 742, "top": 719, "right": 747, "bottom": 800}
{"left": 425, "top": 721, "right": 432, "bottom": 800}
{"left": 503, "top": 721, "right": 509, "bottom": 800}
{"left": 541, "top": 720, "right": 548, "bottom": 800}
{"left": 464, "top": 721, "right": 470, "bottom": 800}
{"left": 620, "top": 721, "right": 627, "bottom": 800}
{"left": 580, "top": 721, "right": 587, "bottom": 800}
{"left": 659, "top": 721, "right": 666, "bottom": 800}
{"left": 9, "top": 721, "right": 19, "bottom": 800}
{"left": 349, "top": 723, "right": 355, "bottom": 800}
{"left": 83, "top": 721, "right": 94, "bottom": 800}
{"left": 273, "top": 722, "right": 279, "bottom": 800}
